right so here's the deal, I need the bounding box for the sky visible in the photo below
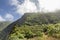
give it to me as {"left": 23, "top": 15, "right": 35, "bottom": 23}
{"left": 0, "top": 0, "right": 60, "bottom": 21}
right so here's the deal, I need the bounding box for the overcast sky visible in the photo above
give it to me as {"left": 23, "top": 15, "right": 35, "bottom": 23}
{"left": 0, "top": 0, "right": 60, "bottom": 21}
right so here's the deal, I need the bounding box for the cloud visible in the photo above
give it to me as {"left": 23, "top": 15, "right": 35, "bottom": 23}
{"left": 30, "top": 0, "right": 40, "bottom": 11}
{"left": 9, "top": 0, "right": 19, "bottom": 6}
{"left": 9, "top": 0, "right": 60, "bottom": 15}
{"left": 16, "top": 0, "right": 37, "bottom": 14}
{"left": 5, "top": 13, "right": 14, "bottom": 21}
{"left": 9, "top": 0, "right": 38, "bottom": 15}
{"left": 0, "top": 15, "right": 6, "bottom": 21}
{"left": 39, "top": 0, "right": 60, "bottom": 12}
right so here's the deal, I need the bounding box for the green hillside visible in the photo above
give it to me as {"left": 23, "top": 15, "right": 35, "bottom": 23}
{"left": 8, "top": 12, "right": 60, "bottom": 40}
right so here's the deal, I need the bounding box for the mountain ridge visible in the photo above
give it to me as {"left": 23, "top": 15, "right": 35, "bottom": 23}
{"left": 0, "top": 12, "right": 60, "bottom": 40}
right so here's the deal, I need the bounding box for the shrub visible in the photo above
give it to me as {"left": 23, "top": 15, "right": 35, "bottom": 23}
{"left": 35, "top": 31, "right": 43, "bottom": 37}
{"left": 24, "top": 30, "right": 34, "bottom": 39}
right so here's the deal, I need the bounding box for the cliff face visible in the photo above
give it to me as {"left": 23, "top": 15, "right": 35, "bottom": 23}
{"left": 0, "top": 13, "right": 60, "bottom": 40}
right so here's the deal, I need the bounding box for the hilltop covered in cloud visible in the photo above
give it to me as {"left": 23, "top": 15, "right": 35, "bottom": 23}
{"left": 0, "top": 0, "right": 60, "bottom": 21}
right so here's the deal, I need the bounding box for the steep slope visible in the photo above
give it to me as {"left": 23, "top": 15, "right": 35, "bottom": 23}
{"left": 0, "top": 14, "right": 27, "bottom": 40}
{"left": 0, "top": 12, "right": 60, "bottom": 40}
{"left": 0, "top": 21, "right": 11, "bottom": 31}
{"left": 18, "top": 13, "right": 60, "bottom": 25}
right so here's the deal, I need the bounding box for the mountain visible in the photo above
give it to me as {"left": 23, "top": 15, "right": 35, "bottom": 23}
{"left": 16, "top": 12, "right": 60, "bottom": 26}
{"left": 0, "top": 12, "right": 60, "bottom": 40}
{"left": 0, "top": 21, "right": 11, "bottom": 31}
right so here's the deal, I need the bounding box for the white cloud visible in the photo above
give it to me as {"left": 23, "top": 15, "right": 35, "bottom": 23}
{"left": 5, "top": 13, "right": 14, "bottom": 21}
{"left": 9, "top": 0, "right": 38, "bottom": 14}
{"left": 0, "top": 15, "right": 6, "bottom": 21}
{"left": 39, "top": 0, "right": 60, "bottom": 12}
{"left": 16, "top": 0, "right": 37, "bottom": 14}
{"left": 9, "top": 0, "right": 19, "bottom": 6}
{"left": 9, "top": 0, "right": 60, "bottom": 14}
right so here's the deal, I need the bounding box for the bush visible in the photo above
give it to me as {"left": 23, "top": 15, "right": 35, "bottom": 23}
{"left": 24, "top": 30, "right": 34, "bottom": 39}
{"left": 9, "top": 23, "right": 60, "bottom": 40}
{"left": 35, "top": 31, "right": 43, "bottom": 37}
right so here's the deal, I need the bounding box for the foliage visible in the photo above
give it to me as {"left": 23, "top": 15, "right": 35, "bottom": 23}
{"left": 8, "top": 13, "right": 60, "bottom": 40}
{"left": 9, "top": 23, "right": 60, "bottom": 40}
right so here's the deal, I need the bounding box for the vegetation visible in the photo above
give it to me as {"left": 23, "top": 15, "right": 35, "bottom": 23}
{"left": 8, "top": 12, "right": 60, "bottom": 40}
{"left": 8, "top": 24, "right": 60, "bottom": 40}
